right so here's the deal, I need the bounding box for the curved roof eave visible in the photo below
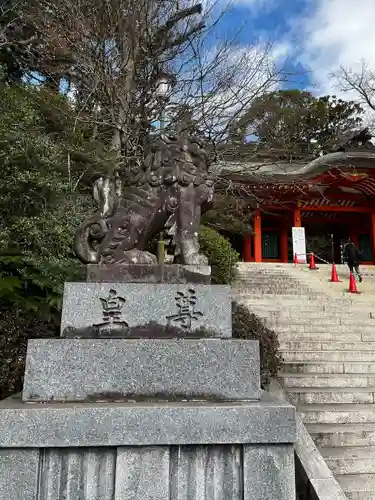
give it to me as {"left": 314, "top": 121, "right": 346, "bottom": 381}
{"left": 216, "top": 151, "right": 375, "bottom": 184}
{"left": 282, "top": 151, "right": 375, "bottom": 180}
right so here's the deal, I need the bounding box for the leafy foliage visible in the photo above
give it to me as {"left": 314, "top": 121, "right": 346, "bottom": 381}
{"left": 228, "top": 89, "right": 363, "bottom": 158}
{"left": 199, "top": 226, "right": 239, "bottom": 284}
{"left": 202, "top": 194, "right": 251, "bottom": 235}
{"left": 0, "top": 82, "right": 111, "bottom": 399}
{"left": 232, "top": 301, "right": 283, "bottom": 388}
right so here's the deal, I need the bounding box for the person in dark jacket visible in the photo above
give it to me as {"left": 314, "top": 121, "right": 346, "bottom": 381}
{"left": 343, "top": 238, "right": 362, "bottom": 282}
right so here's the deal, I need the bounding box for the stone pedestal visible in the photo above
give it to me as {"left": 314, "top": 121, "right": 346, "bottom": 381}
{"left": 0, "top": 265, "right": 297, "bottom": 500}
{"left": 86, "top": 264, "right": 212, "bottom": 284}
{"left": 23, "top": 338, "right": 261, "bottom": 402}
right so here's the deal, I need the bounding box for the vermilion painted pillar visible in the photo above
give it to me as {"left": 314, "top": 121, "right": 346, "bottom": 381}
{"left": 280, "top": 229, "right": 288, "bottom": 263}
{"left": 371, "top": 212, "right": 375, "bottom": 263}
{"left": 351, "top": 232, "right": 359, "bottom": 247}
{"left": 243, "top": 233, "right": 252, "bottom": 262}
{"left": 253, "top": 210, "right": 262, "bottom": 263}
{"left": 293, "top": 208, "right": 301, "bottom": 227}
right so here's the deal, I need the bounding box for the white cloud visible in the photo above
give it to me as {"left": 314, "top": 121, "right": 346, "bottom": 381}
{"left": 292, "top": 0, "right": 375, "bottom": 119}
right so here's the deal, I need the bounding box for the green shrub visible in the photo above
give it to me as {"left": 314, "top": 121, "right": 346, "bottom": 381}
{"left": 199, "top": 225, "right": 239, "bottom": 284}
{"left": 232, "top": 301, "right": 283, "bottom": 388}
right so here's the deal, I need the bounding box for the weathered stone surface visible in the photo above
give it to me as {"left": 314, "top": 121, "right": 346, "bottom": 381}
{"left": 0, "top": 443, "right": 297, "bottom": 500}
{"left": 74, "top": 135, "right": 214, "bottom": 267}
{"left": 38, "top": 448, "right": 116, "bottom": 500}
{"left": 169, "top": 445, "right": 244, "bottom": 499}
{"left": 244, "top": 445, "right": 296, "bottom": 500}
{"left": 60, "top": 283, "right": 231, "bottom": 337}
{"left": 0, "top": 394, "right": 296, "bottom": 447}
{"left": 115, "top": 447, "right": 170, "bottom": 500}
{"left": 0, "top": 449, "right": 39, "bottom": 500}
{"left": 86, "top": 264, "right": 212, "bottom": 284}
{"left": 23, "top": 338, "right": 260, "bottom": 402}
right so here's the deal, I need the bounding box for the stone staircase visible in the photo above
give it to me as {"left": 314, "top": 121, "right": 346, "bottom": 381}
{"left": 233, "top": 262, "right": 375, "bottom": 500}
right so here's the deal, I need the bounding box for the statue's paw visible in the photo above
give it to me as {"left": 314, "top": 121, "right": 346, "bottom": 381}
{"left": 184, "top": 253, "right": 209, "bottom": 266}
{"left": 119, "top": 250, "right": 158, "bottom": 265}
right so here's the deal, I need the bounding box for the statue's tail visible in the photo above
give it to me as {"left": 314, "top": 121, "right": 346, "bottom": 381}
{"left": 74, "top": 215, "right": 108, "bottom": 264}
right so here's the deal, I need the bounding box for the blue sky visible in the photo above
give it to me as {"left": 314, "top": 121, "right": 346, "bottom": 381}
{"left": 206, "top": 0, "right": 375, "bottom": 104}
{"left": 221, "top": 1, "right": 311, "bottom": 89}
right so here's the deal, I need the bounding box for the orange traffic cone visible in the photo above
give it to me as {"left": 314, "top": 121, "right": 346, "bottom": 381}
{"left": 330, "top": 263, "right": 341, "bottom": 283}
{"left": 294, "top": 253, "right": 298, "bottom": 265}
{"left": 309, "top": 252, "right": 318, "bottom": 270}
{"left": 348, "top": 272, "right": 360, "bottom": 293}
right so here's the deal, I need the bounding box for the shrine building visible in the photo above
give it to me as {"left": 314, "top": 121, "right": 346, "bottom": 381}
{"left": 217, "top": 130, "right": 375, "bottom": 264}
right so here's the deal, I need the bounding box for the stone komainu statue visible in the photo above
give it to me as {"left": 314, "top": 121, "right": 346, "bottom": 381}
{"left": 74, "top": 134, "right": 214, "bottom": 266}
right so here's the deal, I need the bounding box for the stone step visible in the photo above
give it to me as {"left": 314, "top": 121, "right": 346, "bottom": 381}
{"left": 276, "top": 328, "right": 375, "bottom": 341}
{"left": 321, "top": 446, "right": 375, "bottom": 474}
{"left": 233, "top": 292, "right": 321, "bottom": 300}
{"left": 279, "top": 332, "right": 362, "bottom": 342}
{"left": 235, "top": 281, "right": 304, "bottom": 288}
{"left": 237, "top": 279, "right": 299, "bottom": 284}
{"left": 240, "top": 294, "right": 375, "bottom": 305}
{"left": 283, "top": 350, "right": 375, "bottom": 362}
{"left": 287, "top": 388, "right": 375, "bottom": 405}
{"left": 236, "top": 303, "right": 375, "bottom": 314}
{"left": 298, "top": 404, "right": 375, "bottom": 424}
{"left": 236, "top": 290, "right": 314, "bottom": 296}
{"left": 235, "top": 281, "right": 307, "bottom": 288}
{"left": 236, "top": 278, "right": 299, "bottom": 283}
{"left": 238, "top": 303, "right": 375, "bottom": 316}
{"left": 252, "top": 310, "right": 374, "bottom": 320}
{"left": 267, "top": 317, "right": 375, "bottom": 326}
{"left": 242, "top": 296, "right": 373, "bottom": 306}
{"left": 362, "top": 333, "right": 375, "bottom": 342}
{"left": 337, "top": 473, "right": 375, "bottom": 499}
{"left": 343, "top": 489, "right": 375, "bottom": 500}
{"left": 281, "top": 373, "right": 375, "bottom": 389}
{"left": 279, "top": 341, "right": 375, "bottom": 352}
{"left": 234, "top": 291, "right": 371, "bottom": 302}
{"left": 236, "top": 271, "right": 298, "bottom": 276}
{"left": 276, "top": 326, "right": 375, "bottom": 335}
{"left": 284, "top": 361, "right": 375, "bottom": 374}
{"left": 307, "top": 423, "right": 375, "bottom": 447}
{"left": 237, "top": 264, "right": 375, "bottom": 275}
{"left": 265, "top": 310, "right": 374, "bottom": 320}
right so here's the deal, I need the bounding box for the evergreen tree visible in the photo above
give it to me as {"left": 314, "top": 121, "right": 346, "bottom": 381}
{"left": 228, "top": 89, "right": 364, "bottom": 158}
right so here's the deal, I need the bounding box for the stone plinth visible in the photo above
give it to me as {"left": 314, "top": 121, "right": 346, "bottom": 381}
{"left": 22, "top": 338, "right": 260, "bottom": 402}
{"left": 0, "top": 394, "right": 296, "bottom": 500}
{"left": 86, "top": 264, "right": 212, "bottom": 284}
{"left": 61, "top": 283, "right": 231, "bottom": 337}
{"left": 0, "top": 393, "right": 296, "bottom": 447}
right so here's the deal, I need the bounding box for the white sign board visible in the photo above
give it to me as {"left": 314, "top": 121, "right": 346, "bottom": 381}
{"left": 292, "top": 227, "right": 306, "bottom": 263}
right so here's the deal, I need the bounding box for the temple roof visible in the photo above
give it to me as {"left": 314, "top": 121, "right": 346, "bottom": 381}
{"left": 213, "top": 128, "right": 375, "bottom": 200}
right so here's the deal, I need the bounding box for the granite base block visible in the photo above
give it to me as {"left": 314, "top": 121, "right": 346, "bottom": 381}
{"left": 244, "top": 445, "right": 296, "bottom": 500}
{"left": 0, "top": 444, "right": 296, "bottom": 500}
{"left": 0, "top": 394, "right": 296, "bottom": 447}
{"left": 86, "top": 264, "right": 212, "bottom": 284}
{"left": 23, "top": 338, "right": 260, "bottom": 402}
{"left": 0, "top": 450, "right": 39, "bottom": 500}
{"left": 61, "top": 282, "right": 231, "bottom": 337}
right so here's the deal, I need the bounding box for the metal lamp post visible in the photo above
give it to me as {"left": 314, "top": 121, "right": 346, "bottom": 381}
{"left": 154, "top": 72, "right": 175, "bottom": 133}
{"left": 154, "top": 72, "right": 175, "bottom": 262}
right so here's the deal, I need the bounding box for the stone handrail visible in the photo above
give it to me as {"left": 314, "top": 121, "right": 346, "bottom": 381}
{"left": 269, "top": 379, "right": 348, "bottom": 500}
